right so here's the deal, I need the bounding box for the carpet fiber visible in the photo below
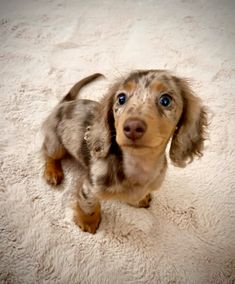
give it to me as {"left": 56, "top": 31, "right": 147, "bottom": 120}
{"left": 0, "top": 0, "right": 235, "bottom": 283}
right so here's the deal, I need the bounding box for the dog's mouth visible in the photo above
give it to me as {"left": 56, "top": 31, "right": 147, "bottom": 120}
{"left": 118, "top": 134, "right": 167, "bottom": 147}
{"left": 121, "top": 143, "right": 152, "bottom": 149}
{"left": 119, "top": 139, "right": 166, "bottom": 151}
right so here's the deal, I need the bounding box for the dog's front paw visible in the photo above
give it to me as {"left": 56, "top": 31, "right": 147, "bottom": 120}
{"left": 73, "top": 202, "right": 101, "bottom": 234}
{"left": 137, "top": 194, "right": 152, "bottom": 208}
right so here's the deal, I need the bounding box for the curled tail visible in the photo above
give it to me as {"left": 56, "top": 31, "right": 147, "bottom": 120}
{"left": 61, "top": 73, "right": 104, "bottom": 102}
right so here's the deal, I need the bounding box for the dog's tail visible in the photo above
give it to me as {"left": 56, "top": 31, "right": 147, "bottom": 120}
{"left": 61, "top": 73, "right": 104, "bottom": 102}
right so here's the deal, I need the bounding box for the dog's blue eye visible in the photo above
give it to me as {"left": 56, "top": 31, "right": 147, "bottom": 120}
{"left": 159, "top": 94, "right": 172, "bottom": 107}
{"left": 117, "top": 93, "right": 127, "bottom": 105}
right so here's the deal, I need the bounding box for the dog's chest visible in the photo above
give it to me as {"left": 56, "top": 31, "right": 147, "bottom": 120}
{"left": 123, "top": 153, "right": 159, "bottom": 185}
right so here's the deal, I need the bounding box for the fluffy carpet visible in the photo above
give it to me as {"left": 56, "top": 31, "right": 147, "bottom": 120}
{"left": 0, "top": 0, "right": 235, "bottom": 283}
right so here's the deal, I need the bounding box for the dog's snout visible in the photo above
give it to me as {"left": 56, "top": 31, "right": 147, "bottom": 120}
{"left": 123, "top": 119, "right": 147, "bottom": 141}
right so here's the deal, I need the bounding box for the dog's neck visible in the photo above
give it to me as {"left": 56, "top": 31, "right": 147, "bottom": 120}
{"left": 122, "top": 149, "right": 166, "bottom": 186}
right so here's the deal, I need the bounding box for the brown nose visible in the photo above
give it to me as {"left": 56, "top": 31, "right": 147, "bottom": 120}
{"left": 123, "top": 119, "right": 147, "bottom": 141}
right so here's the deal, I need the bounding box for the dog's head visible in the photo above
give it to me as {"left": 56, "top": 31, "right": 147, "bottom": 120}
{"left": 87, "top": 70, "right": 207, "bottom": 167}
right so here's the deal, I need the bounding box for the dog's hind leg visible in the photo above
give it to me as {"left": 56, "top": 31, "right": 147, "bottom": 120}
{"left": 42, "top": 134, "right": 67, "bottom": 186}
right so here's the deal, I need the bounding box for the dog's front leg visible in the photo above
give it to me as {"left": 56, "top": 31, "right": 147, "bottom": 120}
{"left": 73, "top": 179, "right": 101, "bottom": 234}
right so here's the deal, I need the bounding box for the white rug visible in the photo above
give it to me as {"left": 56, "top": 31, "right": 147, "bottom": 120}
{"left": 0, "top": 0, "right": 235, "bottom": 283}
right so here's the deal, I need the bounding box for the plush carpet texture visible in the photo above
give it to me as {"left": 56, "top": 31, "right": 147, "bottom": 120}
{"left": 0, "top": 0, "right": 235, "bottom": 283}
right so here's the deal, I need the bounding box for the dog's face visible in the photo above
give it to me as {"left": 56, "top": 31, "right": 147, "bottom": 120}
{"left": 87, "top": 70, "right": 207, "bottom": 167}
{"left": 113, "top": 71, "right": 184, "bottom": 154}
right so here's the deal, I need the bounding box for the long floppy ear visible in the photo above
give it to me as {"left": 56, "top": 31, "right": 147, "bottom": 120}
{"left": 170, "top": 77, "right": 208, "bottom": 167}
{"left": 85, "top": 84, "right": 118, "bottom": 159}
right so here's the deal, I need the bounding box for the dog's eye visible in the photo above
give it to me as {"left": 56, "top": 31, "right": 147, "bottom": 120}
{"left": 159, "top": 94, "right": 172, "bottom": 107}
{"left": 117, "top": 93, "right": 127, "bottom": 105}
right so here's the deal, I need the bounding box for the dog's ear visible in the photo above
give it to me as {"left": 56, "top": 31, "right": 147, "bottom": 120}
{"left": 85, "top": 88, "right": 116, "bottom": 159}
{"left": 170, "top": 77, "right": 208, "bottom": 167}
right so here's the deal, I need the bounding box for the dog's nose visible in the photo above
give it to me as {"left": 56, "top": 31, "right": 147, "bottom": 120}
{"left": 123, "top": 119, "right": 147, "bottom": 141}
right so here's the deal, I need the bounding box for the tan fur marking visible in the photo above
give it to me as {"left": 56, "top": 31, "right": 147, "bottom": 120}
{"left": 73, "top": 202, "right": 101, "bottom": 234}
{"left": 153, "top": 82, "right": 167, "bottom": 93}
{"left": 44, "top": 156, "right": 64, "bottom": 186}
{"left": 123, "top": 80, "right": 136, "bottom": 93}
{"left": 43, "top": 146, "right": 67, "bottom": 186}
{"left": 133, "top": 193, "right": 152, "bottom": 208}
{"left": 49, "top": 147, "right": 67, "bottom": 160}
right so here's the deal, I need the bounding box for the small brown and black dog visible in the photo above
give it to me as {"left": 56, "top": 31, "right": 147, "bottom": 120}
{"left": 42, "top": 70, "right": 207, "bottom": 233}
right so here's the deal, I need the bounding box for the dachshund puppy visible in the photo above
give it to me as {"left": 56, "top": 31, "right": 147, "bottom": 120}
{"left": 42, "top": 70, "right": 207, "bottom": 234}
